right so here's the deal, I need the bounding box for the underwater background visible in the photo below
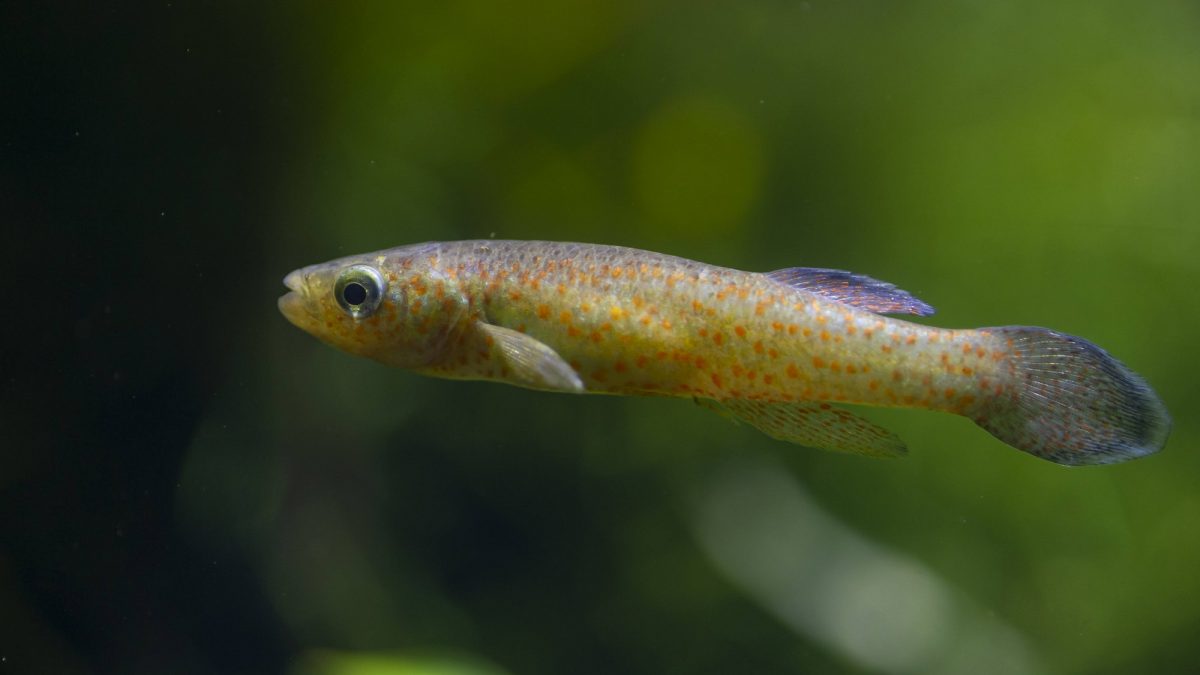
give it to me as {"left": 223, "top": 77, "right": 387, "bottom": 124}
{"left": 4, "top": 1, "right": 1199, "bottom": 673}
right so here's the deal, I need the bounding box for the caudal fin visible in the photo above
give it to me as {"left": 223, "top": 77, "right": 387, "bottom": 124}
{"left": 975, "top": 327, "right": 1170, "bottom": 466}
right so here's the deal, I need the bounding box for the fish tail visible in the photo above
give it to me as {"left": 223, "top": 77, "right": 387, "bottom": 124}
{"left": 973, "top": 326, "right": 1170, "bottom": 465}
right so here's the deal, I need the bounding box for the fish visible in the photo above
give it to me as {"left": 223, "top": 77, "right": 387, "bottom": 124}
{"left": 278, "top": 240, "right": 1171, "bottom": 465}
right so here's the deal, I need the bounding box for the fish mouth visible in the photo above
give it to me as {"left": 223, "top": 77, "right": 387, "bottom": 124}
{"left": 278, "top": 270, "right": 311, "bottom": 326}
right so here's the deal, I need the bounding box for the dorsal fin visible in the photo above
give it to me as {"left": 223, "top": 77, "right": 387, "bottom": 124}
{"left": 765, "top": 267, "right": 935, "bottom": 316}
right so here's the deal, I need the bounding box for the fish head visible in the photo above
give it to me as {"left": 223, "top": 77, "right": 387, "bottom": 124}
{"left": 278, "top": 243, "right": 466, "bottom": 368}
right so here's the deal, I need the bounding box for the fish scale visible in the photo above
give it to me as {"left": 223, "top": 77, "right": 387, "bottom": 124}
{"left": 430, "top": 242, "right": 988, "bottom": 409}
{"left": 279, "top": 240, "right": 1171, "bottom": 466}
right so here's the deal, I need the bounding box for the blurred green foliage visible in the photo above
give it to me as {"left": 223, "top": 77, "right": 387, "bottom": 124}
{"left": 17, "top": 0, "right": 1198, "bottom": 673}
{"left": 294, "top": 650, "right": 508, "bottom": 675}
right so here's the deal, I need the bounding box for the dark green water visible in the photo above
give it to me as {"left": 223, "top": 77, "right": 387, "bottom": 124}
{"left": 5, "top": 2, "right": 1198, "bottom": 673}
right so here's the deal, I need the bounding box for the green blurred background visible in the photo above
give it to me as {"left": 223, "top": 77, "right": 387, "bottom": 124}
{"left": 4, "top": 1, "right": 1199, "bottom": 673}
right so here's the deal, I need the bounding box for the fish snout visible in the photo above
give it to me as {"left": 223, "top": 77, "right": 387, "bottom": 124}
{"left": 283, "top": 269, "right": 306, "bottom": 293}
{"left": 278, "top": 269, "right": 314, "bottom": 326}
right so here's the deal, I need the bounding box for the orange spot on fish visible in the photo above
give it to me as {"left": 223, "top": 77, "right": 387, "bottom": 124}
{"left": 590, "top": 331, "right": 604, "bottom": 343}
{"left": 695, "top": 356, "right": 707, "bottom": 370}
{"left": 614, "top": 361, "right": 628, "bottom": 373}
{"left": 713, "top": 332, "right": 724, "bottom": 345}
{"left": 802, "top": 327, "right": 812, "bottom": 337}
{"left": 820, "top": 330, "right": 830, "bottom": 342}
{"left": 711, "top": 373, "right": 723, "bottom": 388}
{"left": 906, "top": 335, "right": 917, "bottom": 345}
{"left": 787, "top": 364, "right": 801, "bottom": 378}
{"left": 962, "top": 366, "right": 973, "bottom": 376}
{"left": 559, "top": 310, "right": 572, "bottom": 324}
{"left": 611, "top": 267, "right": 623, "bottom": 278}
{"left": 636, "top": 355, "right": 649, "bottom": 368}
{"left": 692, "top": 299, "right": 704, "bottom": 313}
{"left": 845, "top": 364, "right": 857, "bottom": 374}
{"left": 755, "top": 301, "right": 769, "bottom": 316}
{"left": 753, "top": 340, "right": 765, "bottom": 355}
{"left": 787, "top": 324, "right": 798, "bottom": 336}
{"left": 734, "top": 325, "right": 747, "bottom": 338}
{"left": 868, "top": 380, "right": 879, "bottom": 391}
{"left": 632, "top": 295, "right": 645, "bottom": 309}
{"left": 610, "top": 306, "right": 624, "bottom": 320}
{"left": 537, "top": 304, "right": 551, "bottom": 320}
{"left": 772, "top": 322, "right": 784, "bottom": 332}
{"left": 829, "top": 361, "right": 841, "bottom": 373}
{"left": 944, "top": 387, "right": 956, "bottom": 399}
{"left": 567, "top": 326, "right": 582, "bottom": 337}
{"left": 768, "top": 348, "right": 779, "bottom": 359}
{"left": 661, "top": 319, "right": 672, "bottom": 330}
{"left": 698, "top": 328, "right": 709, "bottom": 337}
{"left": 508, "top": 290, "right": 521, "bottom": 301}
{"left": 881, "top": 345, "right": 892, "bottom": 353}
{"left": 763, "top": 374, "right": 775, "bottom": 385}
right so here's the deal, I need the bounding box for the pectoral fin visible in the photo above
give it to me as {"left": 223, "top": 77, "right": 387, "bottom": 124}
{"left": 699, "top": 398, "right": 907, "bottom": 458}
{"left": 477, "top": 322, "right": 585, "bottom": 393}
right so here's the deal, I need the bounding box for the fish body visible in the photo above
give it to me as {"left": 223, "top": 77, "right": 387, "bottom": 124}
{"left": 279, "top": 240, "right": 1170, "bottom": 465}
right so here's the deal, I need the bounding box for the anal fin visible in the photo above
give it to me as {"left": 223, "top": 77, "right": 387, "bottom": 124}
{"left": 699, "top": 398, "right": 907, "bottom": 458}
{"left": 477, "top": 322, "right": 585, "bottom": 393}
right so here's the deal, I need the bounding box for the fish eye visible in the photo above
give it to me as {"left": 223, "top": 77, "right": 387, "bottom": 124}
{"left": 334, "top": 265, "right": 386, "bottom": 319}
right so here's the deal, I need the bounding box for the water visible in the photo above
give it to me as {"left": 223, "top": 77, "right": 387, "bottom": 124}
{"left": 6, "top": 2, "right": 1198, "bottom": 673}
